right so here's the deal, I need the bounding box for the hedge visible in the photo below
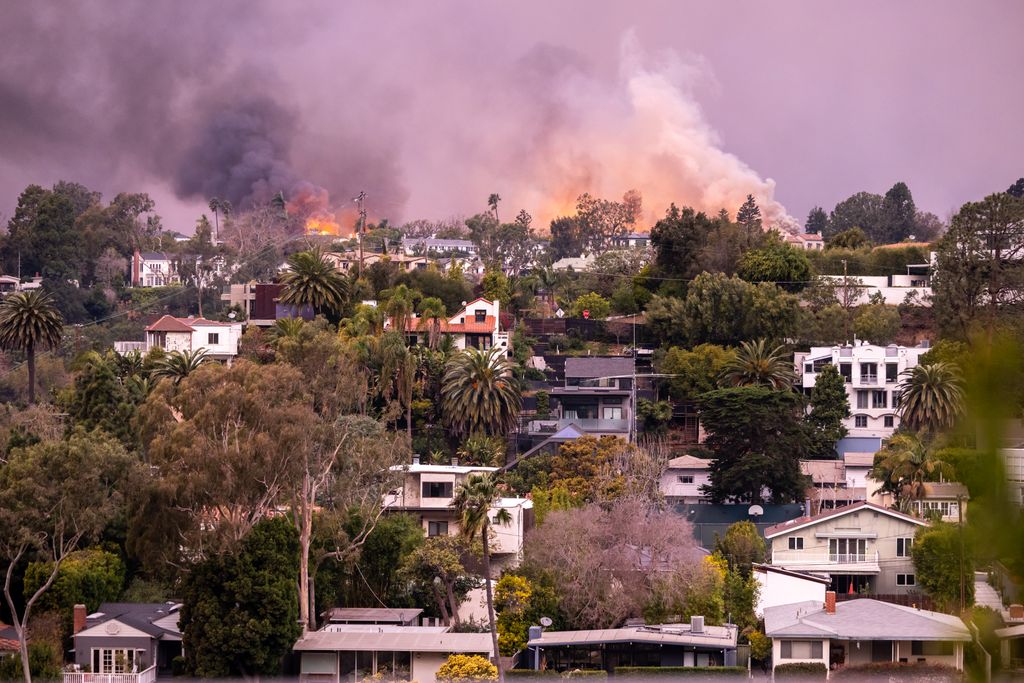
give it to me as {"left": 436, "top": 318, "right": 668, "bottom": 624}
{"left": 773, "top": 662, "right": 828, "bottom": 679}
{"left": 507, "top": 672, "right": 606, "bottom": 680}
{"left": 613, "top": 667, "right": 747, "bottom": 677}
{"left": 563, "top": 671, "right": 607, "bottom": 679}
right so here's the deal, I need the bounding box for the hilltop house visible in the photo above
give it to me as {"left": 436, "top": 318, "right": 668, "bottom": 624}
{"left": 387, "top": 297, "right": 510, "bottom": 353}
{"left": 66, "top": 602, "right": 182, "bottom": 681}
{"left": 764, "top": 502, "right": 929, "bottom": 596}
{"left": 795, "top": 343, "right": 930, "bottom": 440}
{"left": 660, "top": 455, "right": 712, "bottom": 505}
{"left": 526, "top": 357, "right": 635, "bottom": 442}
{"left": 114, "top": 315, "right": 242, "bottom": 360}
{"left": 402, "top": 238, "right": 478, "bottom": 256}
{"left": 765, "top": 594, "right": 970, "bottom": 675}
{"left": 382, "top": 461, "right": 533, "bottom": 569}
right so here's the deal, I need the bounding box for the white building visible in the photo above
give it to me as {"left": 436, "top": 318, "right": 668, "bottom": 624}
{"left": 795, "top": 343, "right": 930, "bottom": 438}
{"left": 132, "top": 251, "right": 178, "bottom": 287}
{"left": 387, "top": 297, "right": 509, "bottom": 354}
{"left": 752, "top": 563, "right": 830, "bottom": 618}
{"left": 783, "top": 232, "right": 825, "bottom": 251}
{"left": 609, "top": 232, "right": 650, "bottom": 249}
{"left": 820, "top": 273, "right": 931, "bottom": 306}
{"left": 402, "top": 238, "right": 478, "bottom": 256}
{"left": 115, "top": 315, "right": 242, "bottom": 360}
{"left": 660, "top": 455, "right": 711, "bottom": 504}
{"left": 1006, "top": 448, "right": 1024, "bottom": 507}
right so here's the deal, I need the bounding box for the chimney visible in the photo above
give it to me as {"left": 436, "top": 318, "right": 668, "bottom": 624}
{"left": 412, "top": 454, "right": 420, "bottom": 466}
{"left": 73, "top": 604, "right": 87, "bottom": 634}
{"left": 825, "top": 591, "right": 836, "bottom": 615}
{"left": 451, "top": 456, "right": 459, "bottom": 467}
{"left": 690, "top": 615, "right": 704, "bottom": 634}
{"left": 132, "top": 250, "right": 141, "bottom": 287}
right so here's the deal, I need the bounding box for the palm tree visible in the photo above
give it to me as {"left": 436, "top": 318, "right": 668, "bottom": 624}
{"left": 719, "top": 339, "right": 794, "bottom": 390}
{"left": 383, "top": 284, "right": 417, "bottom": 340}
{"left": 441, "top": 347, "right": 522, "bottom": 437}
{"left": 395, "top": 347, "right": 420, "bottom": 444}
{"left": 152, "top": 349, "right": 211, "bottom": 384}
{"left": 451, "top": 473, "right": 511, "bottom": 683}
{"left": 0, "top": 290, "right": 64, "bottom": 403}
{"left": 270, "top": 317, "right": 305, "bottom": 344}
{"left": 417, "top": 297, "right": 447, "bottom": 349}
{"left": 896, "top": 362, "right": 965, "bottom": 435}
{"left": 871, "top": 433, "right": 954, "bottom": 512}
{"left": 487, "top": 193, "right": 501, "bottom": 222}
{"left": 279, "top": 248, "right": 349, "bottom": 317}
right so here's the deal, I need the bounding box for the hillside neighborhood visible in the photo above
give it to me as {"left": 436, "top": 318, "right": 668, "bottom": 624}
{"left": 2, "top": 4, "right": 1024, "bottom": 683}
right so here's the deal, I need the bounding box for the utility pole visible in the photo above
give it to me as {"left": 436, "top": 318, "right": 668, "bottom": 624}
{"left": 354, "top": 191, "right": 367, "bottom": 278}
{"left": 841, "top": 259, "right": 850, "bottom": 343}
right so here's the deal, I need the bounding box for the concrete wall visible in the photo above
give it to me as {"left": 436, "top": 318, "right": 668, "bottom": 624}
{"left": 754, "top": 571, "right": 827, "bottom": 617}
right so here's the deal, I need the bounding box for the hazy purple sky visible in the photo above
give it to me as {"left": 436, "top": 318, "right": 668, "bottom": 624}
{"left": 1, "top": 1, "right": 1021, "bottom": 232}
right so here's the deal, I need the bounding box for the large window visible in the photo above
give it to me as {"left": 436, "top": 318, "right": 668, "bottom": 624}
{"left": 897, "top": 573, "right": 916, "bottom": 586}
{"left": 829, "top": 538, "right": 866, "bottom": 561}
{"left": 678, "top": 475, "right": 694, "bottom": 484}
{"left": 602, "top": 406, "right": 623, "bottom": 420}
{"left": 860, "top": 363, "right": 878, "bottom": 383}
{"left": 208, "top": 333, "right": 219, "bottom": 345}
{"left": 789, "top": 537, "right": 804, "bottom": 550}
{"left": 780, "top": 641, "right": 823, "bottom": 659}
{"left": 856, "top": 391, "right": 869, "bottom": 409}
{"left": 911, "top": 641, "right": 953, "bottom": 656}
{"left": 897, "top": 538, "right": 913, "bottom": 557}
{"left": 91, "top": 648, "right": 146, "bottom": 674}
{"left": 840, "top": 364, "right": 852, "bottom": 382}
{"left": 886, "top": 363, "right": 899, "bottom": 383}
{"left": 872, "top": 390, "right": 888, "bottom": 409}
{"left": 422, "top": 481, "right": 453, "bottom": 498}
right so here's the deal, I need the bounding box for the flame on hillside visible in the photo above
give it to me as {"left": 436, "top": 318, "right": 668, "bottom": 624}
{"left": 286, "top": 183, "right": 359, "bottom": 237}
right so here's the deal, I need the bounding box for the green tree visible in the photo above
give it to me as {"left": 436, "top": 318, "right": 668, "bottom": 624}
{"left": 452, "top": 473, "right": 512, "bottom": 682}
{"left": 570, "top": 292, "right": 610, "bottom": 320}
{"left": 880, "top": 181, "right": 918, "bottom": 243}
{"left": 805, "top": 364, "right": 850, "bottom": 458}
{"left": 23, "top": 549, "right": 125, "bottom": 638}
{"left": 549, "top": 216, "right": 584, "bottom": 260}
{"left": 179, "top": 517, "right": 301, "bottom": 678}
{"left": 0, "top": 290, "right": 64, "bottom": 404}
{"left": 0, "top": 429, "right": 133, "bottom": 683}
{"left": 151, "top": 348, "right": 211, "bottom": 385}
{"left": 719, "top": 339, "right": 794, "bottom": 390}
{"left": 636, "top": 398, "right": 672, "bottom": 435}
{"left": 853, "top": 303, "right": 901, "bottom": 345}
{"left": 417, "top": 297, "right": 448, "bottom": 349}
{"left": 399, "top": 536, "right": 475, "bottom": 626}
{"left": 1008, "top": 177, "right": 1024, "bottom": 198}
{"left": 59, "top": 351, "right": 138, "bottom": 445}
{"left": 805, "top": 206, "right": 828, "bottom": 234}
{"left": 481, "top": 270, "right": 512, "bottom": 309}
{"left": 736, "top": 194, "right": 763, "bottom": 246}
{"left": 714, "top": 521, "right": 766, "bottom": 577}
{"left": 826, "top": 226, "right": 871, "bottom": 250}
{"left": 279, "top": 248, "right": 350, "bottom": 317}
{"left": 442, "top": 348, "right": 522, "bottom": 438}
{"left": 827, "top": 192, "right": 883, "bottom": 241}
{"left": 896, "top": 362, "right": 965, "bottom": 436}
{"left": 736, "top": 234, "right": 813, "bottom": 291}
{"left": 494, "top": 574, "right": 559, "bottom": 656}
{"left": 656, "top": 344, "right": 735, "bottom": 401}
{"left": 871, "top": 433, "right": 954, "bottom": 511}
{"left": 912, "top": 523, "right": 973, "bottom": 613}
{"left": 698, "top": 387, "right": 809, "bottom": 504}
{"left": 650, "top": 204, "right": 715, "bottom": 280}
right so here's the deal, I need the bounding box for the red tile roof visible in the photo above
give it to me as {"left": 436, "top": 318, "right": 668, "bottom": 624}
{"left": 145, "top": 315, "right": 195, "bottom": 333}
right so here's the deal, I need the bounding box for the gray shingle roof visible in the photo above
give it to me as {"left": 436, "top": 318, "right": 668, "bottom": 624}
{"left": 87, "top": 602, "right": 181, "bottom": 638}
{"left": 564, "top": 357, "right": 634, "bottom": 379}
{"left": 764, "top": 599, "right": 970, "bottom": 642}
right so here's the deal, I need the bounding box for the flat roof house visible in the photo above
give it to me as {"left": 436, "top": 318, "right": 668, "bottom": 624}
{"left": 765, "top": 594, "right": 970, "bottom": 676}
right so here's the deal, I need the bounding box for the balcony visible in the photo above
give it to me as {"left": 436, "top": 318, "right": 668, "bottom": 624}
{"left": 858, "top": 375, "right": 879, "bottom": 386}
{"left": 771, "top": 550, "right": 880, "bottom": 574}
{"left": 527, "top": 418, "right": 630, "bottom": 434}
{"left": 64, "top": 666, "right": 157, "bottom": 683}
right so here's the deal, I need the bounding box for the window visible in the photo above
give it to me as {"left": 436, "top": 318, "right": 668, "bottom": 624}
{"left": 856, "top": 391, "right": 869, "bottom": 409}
{"left": 804, "top": 363, "right": 813, "bottom": 374}
{"left": 912, "top": 641, "right": 954, "bottom": 656}
{"left": 884, "top": 415, "right": 895, "bottom": 428}
{"left": 829, "top": 538, "right": 866, "bottom": 561}
{"left": 897, "top": 573, "right": 916, "bottom": 586}
{"left": 427, "top": 520, "right": 449, "bottom": 537}
{"left": 474, "top": 309, "right": 487, "bottom": 323}
{"left": 422, "top": 481, "right": 453, "bottom": 498}
{"left": 861, "top": 362, "right": 878, "bottom": 382}
{"left": 789, "top": 537, "right": 804, "bottom": 550}
{"left": 872, "top": 390, "right": 888, "bottom": 409}
{"left": 897, "top": 538, "right": 913, "bottom": 557}
{"left": 208, "top": 332, "right": 219, "bottom": 345}
{"left": 886, "top": 363, "right": 899, "bottom": 383}
{"left": 855, "top": 415, "right": 868, "bottom": 428}
{"left": 678, "top": 475, "right": 694, "bottom": 484}
{"left": 780, "top": 641, "right": 823, "bottom": 659}
{"left": 602, "top": 406, "right": 623, "bottom": 420}
{"left": 840, "top": 363, "right": 852, "bottom": 382}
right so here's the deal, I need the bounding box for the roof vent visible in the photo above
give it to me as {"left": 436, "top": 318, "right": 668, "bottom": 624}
{"left": 690, "top": 615, "right": 704, "bottom": 634}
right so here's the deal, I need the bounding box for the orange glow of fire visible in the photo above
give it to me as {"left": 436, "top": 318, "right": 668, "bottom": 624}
{"left": 305, "top": 216, "right": 343, "bottom": 236}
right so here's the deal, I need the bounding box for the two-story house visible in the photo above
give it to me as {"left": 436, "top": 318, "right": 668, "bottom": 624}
{"left": 527, "top": 357, "right": 635, "bottom": 441}
{"left": 660, "top": 455, "right": 712, "bottom": 505}
{"left": 114, "top": 315, "right": 243, "bottom": 360}
{"left": 795, "top": 343, "right": 929, "bottom": 441}
{"left": 765, "top": 502, "right": 929, "bottom": 596}
{"left": 383, "top": 460, "right": 533, "bottom": 569}
{"left": 388, "top": 297, "right": 509, "bottom": 353}
{"left": 131, "top": 251, "right": 179, "bottom": 287}
{"left": 66, "top": 602, "right": 182, "bottom": 681}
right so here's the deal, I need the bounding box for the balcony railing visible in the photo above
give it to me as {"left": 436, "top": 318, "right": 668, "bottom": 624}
{"left": 772, "top": 550, "right": 880, "bottom": 567}
{"left": 64, "top": 665, "right": 157, "bottom": 683}
{"left": 858, "top": 375, "right": 879, "bottom": 386}
{"left": 829, "top": 553, "right": 868, "bottom": 563}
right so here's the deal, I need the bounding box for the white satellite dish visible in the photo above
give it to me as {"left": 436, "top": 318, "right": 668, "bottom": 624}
{"left": 540, "top": 616, "right": 553, "bottom": 627}
{"left": 555, "top": 308, "right": 565, "bottom": 319}
{"left": 748, "top": 505, "right": 764, "bottom": 518}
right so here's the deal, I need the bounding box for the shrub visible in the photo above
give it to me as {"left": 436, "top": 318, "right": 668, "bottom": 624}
{"left": 773, "top": 661, "right": 828, "bottom": 679}
{"left": 562, "top": 671, "right": 606, "bottom": 679}
{"left": 612, "top": 666, "right": 746, "bottom": 677}
{"left": 0, "top": 642, "right": 63, "bottom": 682}
{"left": 171, "top": 656, "right": 188, "bottom": 677}
{"left": 829, "top": 662, "right": 959, "bottom": 680}
{"left": 436, "top": 654, "right": 498, "bottom": 683}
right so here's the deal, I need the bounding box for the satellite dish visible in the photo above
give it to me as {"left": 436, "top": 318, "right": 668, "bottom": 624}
{"left": 540, "top": 617, "right": 553, "bottom": 627}
{"left": 748, "top": 505, "right": 764, "bottom": 518}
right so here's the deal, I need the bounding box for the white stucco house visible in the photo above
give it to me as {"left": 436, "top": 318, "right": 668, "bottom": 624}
{"left": 115, "top": 315, "right": 242, "bottom": 360}
{"left": 386, "top": 297, "right": 509, "bottom": 354}
{"left": 753, "top": 563, "right": 830, "bottom": 618}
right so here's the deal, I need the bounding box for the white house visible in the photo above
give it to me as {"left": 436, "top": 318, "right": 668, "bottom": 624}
{"left": 402, "top": 238, "right": 478, "bottom": 256}
{"left": 765, "top": 595, "right": 970, "bottom": 676}
{"left": 752, "top": 563, "right": 830, "bottom": 618}
{"left": 114, "top": 315, "right": 242, "bottom": 360}
{"left": 819, "top": 273, "right": 931, "bottom": 307}
{"left": 660, "top": 455, "right": 711, "bottom": 504}
{"left": 795, "top": 343, "right": 930, "bottom": 438}
{"left": 783, "top": 232, "right": 825, "bottom": 251}
{"left": 1004, "top": 447, "right": 1024, "bottom": 507}
{"left": 132, "top": 252, "right": 178, "bottom": 287}
{"left": 387, "top": 297, "right": 509, "bottom": 354}
{"left": 609, "top": 232, "right": 650, "bottom": 249}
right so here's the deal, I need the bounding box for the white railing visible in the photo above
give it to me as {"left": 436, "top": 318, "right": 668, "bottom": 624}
{"left": 113, "top": 341, "right": 146, "bottom": 354}
{"left": 64, "top": 665, "right": 157, "bottom": 683}
{"left": 772, "top": 550, "right": 879, "bottom": 566}
{"left": 858, "top": 375, "right": 879, "bottom": 386}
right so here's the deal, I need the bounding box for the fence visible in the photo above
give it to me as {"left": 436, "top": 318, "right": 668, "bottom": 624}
{"left": 63, "top": 665, "right": 157, "bottom": 683}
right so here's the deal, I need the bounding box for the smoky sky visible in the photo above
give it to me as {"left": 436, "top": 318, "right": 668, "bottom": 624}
{"left": 1, "top": 1, "right": 1022, "bottom": 232}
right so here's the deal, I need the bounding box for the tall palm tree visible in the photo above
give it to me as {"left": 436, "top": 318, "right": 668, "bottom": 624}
{"left": 451, "top": 473, "right": 511, "bottom": 683}
{"left": 896, "top": 362, "right": 965, "bottom": 435}
{"left": 383, "top": 284, "right": 417, "bottom": 339}
{"left": 871, "top": 433, "right": 954, "bottom": 512}
{"left": 487, "top": 193, "right": 501, "bottom": 223}
{"left": 0, "top": 290, "right": 64, "bottom": 403}
{"left": 719, "top": 338, "right": 794, "bottom": 390}
{"left": 152, "top": 349, "right": 211, "bottom": 384}
{"left": 279, "top": 248, "right": 349, "bottom": 317}
{"left": 441, "top": 347, "right": 522, "bottom": 437}
{"left": 395, "top": 347, "right": 420, "bottom": 444}
{"left": 416, "top": 297, "right": 447, "bottom": 349}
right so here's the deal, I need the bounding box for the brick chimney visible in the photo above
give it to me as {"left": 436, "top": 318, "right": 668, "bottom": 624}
{"left": 73, "top": 604, "right": 87, "bottom": 634}
{"left": 825, "top": 591, "right": 836, "bottom": 615}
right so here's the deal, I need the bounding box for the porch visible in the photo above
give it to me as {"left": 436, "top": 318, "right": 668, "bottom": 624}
{"left": 64, "top": 665, "right": 157, "bottom": 683}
